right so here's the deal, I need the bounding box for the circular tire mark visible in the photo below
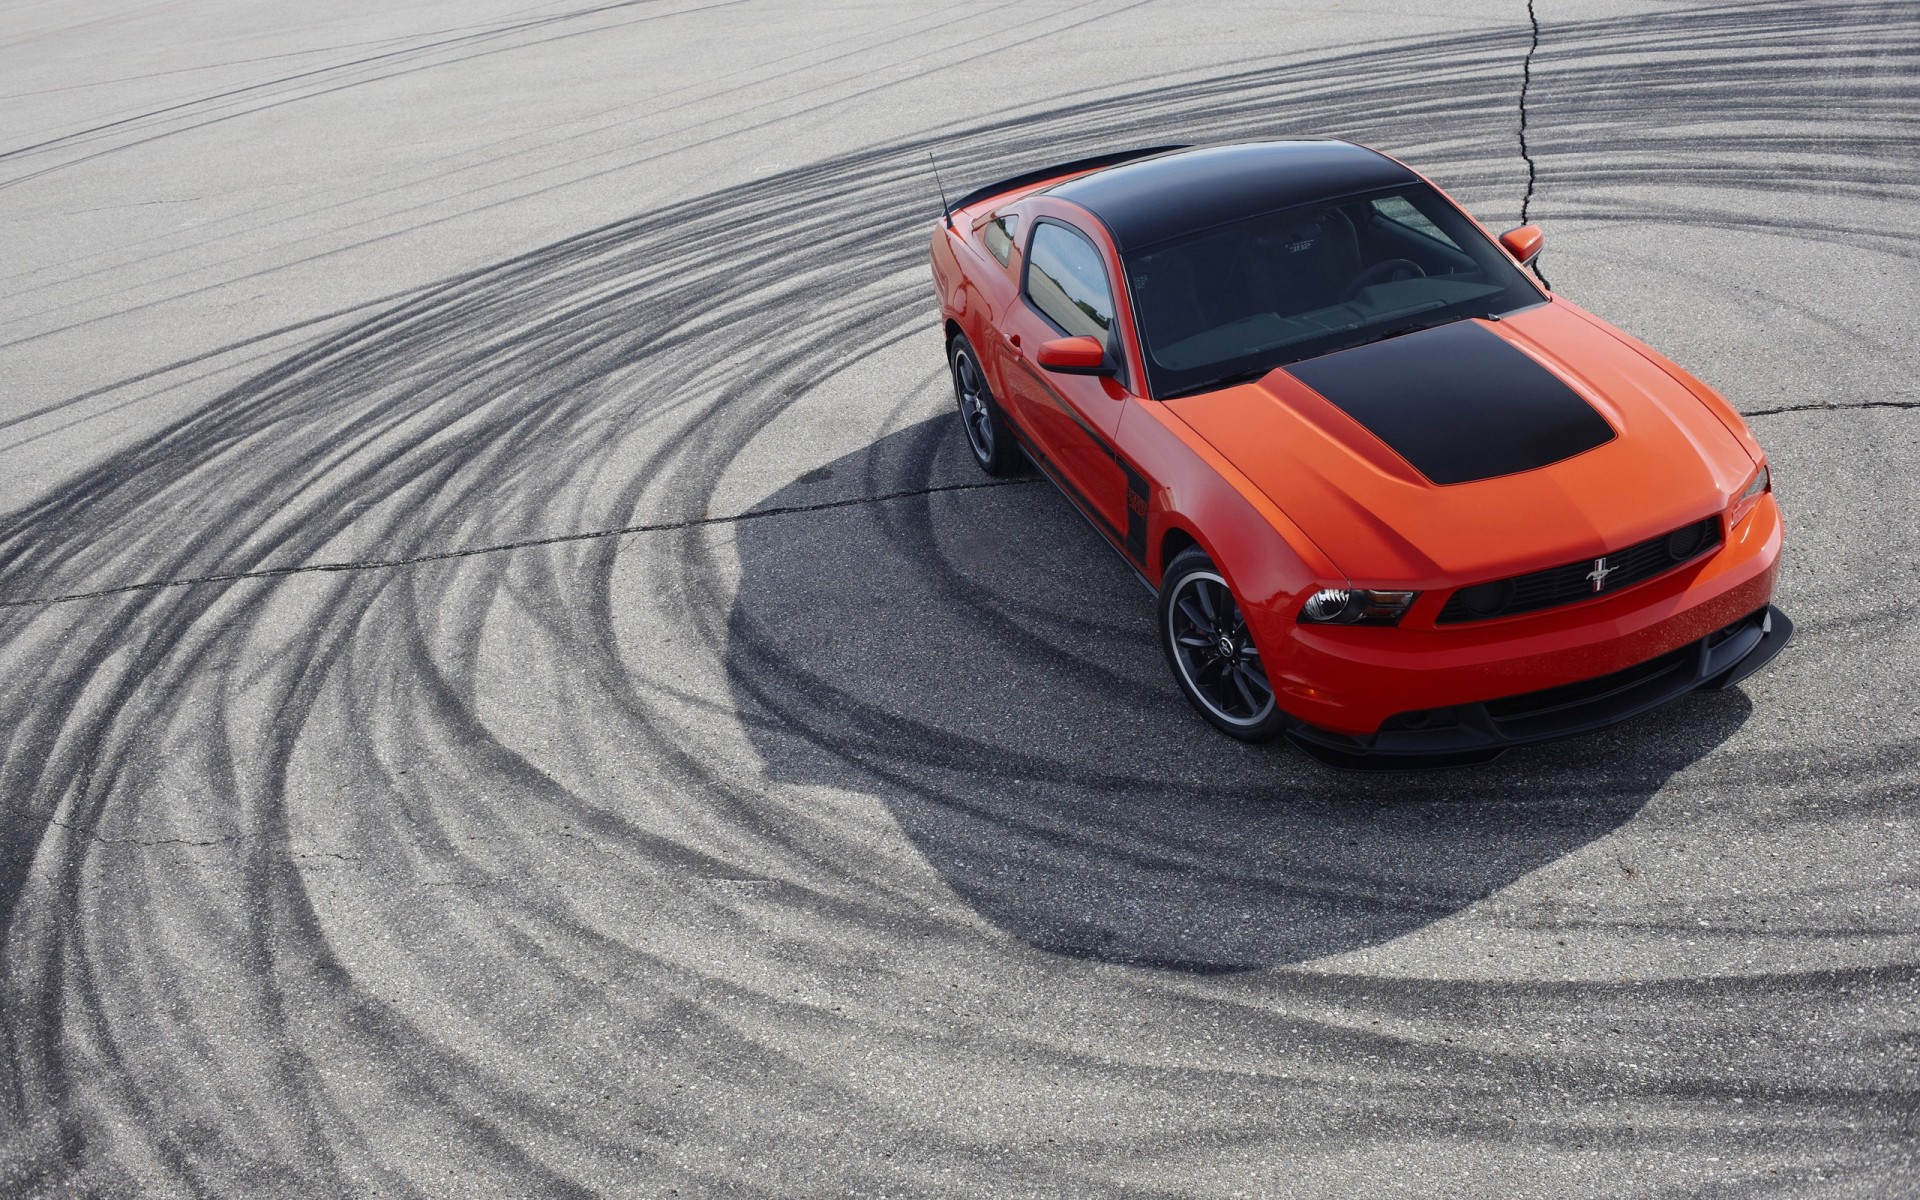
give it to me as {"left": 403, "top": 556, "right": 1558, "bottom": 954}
{"left": 1, "top": 4, "right": 1916, "bottom": 1194}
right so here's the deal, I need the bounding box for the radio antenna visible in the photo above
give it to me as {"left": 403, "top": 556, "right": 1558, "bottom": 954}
{"left": 927, "top": 151, "right": 953, "bottom": 228}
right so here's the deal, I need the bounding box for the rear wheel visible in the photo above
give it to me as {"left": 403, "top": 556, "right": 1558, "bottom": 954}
{"left": 1158, "top": 547, "right": 1286, "bottom": 742}
{"left": 949, "top": 335, "right": 1022, "bottom": 477}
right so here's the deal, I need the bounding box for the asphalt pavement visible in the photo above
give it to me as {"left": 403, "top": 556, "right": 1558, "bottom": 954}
{"left": 1, "top": 1, "right": 1915, "bottom": 1195}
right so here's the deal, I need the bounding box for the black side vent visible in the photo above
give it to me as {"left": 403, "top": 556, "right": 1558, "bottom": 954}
{"left": 1437, "top": 516, "right": 1723, "bottom": 624}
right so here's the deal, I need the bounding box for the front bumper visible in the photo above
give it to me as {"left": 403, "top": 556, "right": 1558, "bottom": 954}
{"left": 1268, "top": 494, "right": 1783, "bottom": 736}
{"left": 1286, "top": 604, "right": 1792, "bottom": 770}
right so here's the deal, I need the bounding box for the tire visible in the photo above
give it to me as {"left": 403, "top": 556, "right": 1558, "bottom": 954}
{"left": 1158, "top": 546, "right": 1287, "bottom": 742}
{"left": 948, "top": 334, "right": 1023, "bottom": 477}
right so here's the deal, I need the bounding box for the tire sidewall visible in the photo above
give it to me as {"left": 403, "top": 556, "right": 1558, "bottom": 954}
{"left": 948, "top": 334, "right": 1019, "bottom": 476}
{"left": 1157, "top": 547, "right": 1288, "bottom": 742}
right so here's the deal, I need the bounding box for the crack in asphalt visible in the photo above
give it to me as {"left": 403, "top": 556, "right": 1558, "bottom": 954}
{"left": 1, "top": 799, "right": 239, "bottom": 850}
{"left": 1518, "top": 0, "right": 1551, "bottom": 289}
{"left": 1746, "top": 400, "right": 1920, "bottom": 418}
{"left": 4, "top": 796, "right": 498, "bottom": 864}
{"left": 0, "top": 476, "right": 1040, "bottom": 611}
{"left": 6, "top": 393, "right": 1912, "bottom": 614}
{"left": 5, "top": 385, "right": 1908, "bottom": 617}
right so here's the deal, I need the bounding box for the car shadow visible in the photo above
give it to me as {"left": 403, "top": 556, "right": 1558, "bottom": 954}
{"left": 723, "top": 416, "right": 1752, "bottom": 972}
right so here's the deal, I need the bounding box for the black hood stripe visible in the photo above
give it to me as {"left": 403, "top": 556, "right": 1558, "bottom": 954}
{"left": 1286, "top": 320, "right": 1615, "bottom": 485}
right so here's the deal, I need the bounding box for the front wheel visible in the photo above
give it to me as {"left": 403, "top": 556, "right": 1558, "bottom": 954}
{"left": 948, "top": 335, "right": 1023, "bottom": 477}
{"left": 1158, "top": 547, "right": 1287, "bottom": 742}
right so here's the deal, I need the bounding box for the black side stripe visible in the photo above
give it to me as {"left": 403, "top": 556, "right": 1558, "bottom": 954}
{"left": 1002, "top": 420, "right": 1154, "bottom": 593}
{"left": 1009, "top": 362, "right": 1152, "bottom": 568}
{"left": 1005, "top": 425, "right": 1132, "bottom": 556}
{"left": 1123, "top": 462, "right": 1149, "bottom": 561}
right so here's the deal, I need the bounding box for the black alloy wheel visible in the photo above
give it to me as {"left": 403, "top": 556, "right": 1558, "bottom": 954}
{"left": 1159, "top": 547, "right": 1286, "bottom": 741}
{"left": 949, "top": 335, "right": 1022, "bottom": 476}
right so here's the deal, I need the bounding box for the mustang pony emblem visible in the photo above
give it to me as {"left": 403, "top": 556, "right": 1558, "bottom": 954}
{"left": 1586, "top": 556, "right": 1613, "bottom": 592}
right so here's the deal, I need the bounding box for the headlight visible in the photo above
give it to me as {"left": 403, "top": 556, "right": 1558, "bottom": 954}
{"left": 1298, "top": 587, "right": 1418, "bottom": 626}
{"left": 1730, "top": 462, "right": 1770, "bottom": 527}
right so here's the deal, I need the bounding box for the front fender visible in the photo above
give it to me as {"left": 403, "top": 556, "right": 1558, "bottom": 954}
{"left": 1124, "top": 402, "right": 1335, "bottom": 677}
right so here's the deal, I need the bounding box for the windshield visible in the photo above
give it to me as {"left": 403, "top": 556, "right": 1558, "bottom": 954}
{"left": 1124, "top": 183, "right": 1545, "bottom": 399}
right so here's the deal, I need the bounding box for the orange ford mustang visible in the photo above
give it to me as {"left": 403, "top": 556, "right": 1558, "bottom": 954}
{"left": 928, "top": 141, "right": 1789, "bottom": 768}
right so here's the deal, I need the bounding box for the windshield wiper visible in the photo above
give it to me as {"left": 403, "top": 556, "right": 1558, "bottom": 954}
{"left": 1159, "top": 366, "right": 1277, "bottom": 401}
{"left": 1337, "top": 314, "right": 1466, "bottom": 353}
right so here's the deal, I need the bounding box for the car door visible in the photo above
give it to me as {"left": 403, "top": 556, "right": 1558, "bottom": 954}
{"left": 999, "top": 218, "right": 1135, "bottom": 543}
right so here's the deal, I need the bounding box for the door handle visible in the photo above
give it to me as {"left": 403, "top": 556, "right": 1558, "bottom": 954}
{"left": 1003, "top": 332, "right": 1021, "bottom": 349}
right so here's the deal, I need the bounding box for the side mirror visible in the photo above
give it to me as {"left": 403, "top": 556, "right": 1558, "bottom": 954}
{"left": 1499, "top": 224, "right": 1544, "bottom": 266}
{"left": 1035, "top": 335, "right": 1114, "bottom": 377}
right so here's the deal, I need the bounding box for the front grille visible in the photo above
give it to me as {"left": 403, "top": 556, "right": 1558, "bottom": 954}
{"left": 1437, "top": 516, "right": 1723, "bottom": 624}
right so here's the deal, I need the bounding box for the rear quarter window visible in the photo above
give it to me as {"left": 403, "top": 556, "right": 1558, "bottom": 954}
{"left": 981, "top": 214, "right": 1018, "bottom": 265}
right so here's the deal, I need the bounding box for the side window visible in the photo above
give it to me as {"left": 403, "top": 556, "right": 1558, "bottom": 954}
{"left": 981, "top": 214, "right": 1018, "bottom": 266}
{"left": 1025, "top": 222, "right": 1114, "bottom": 340}
{"left": 1368, "top": 195, "right": 1462, "bottom": 251}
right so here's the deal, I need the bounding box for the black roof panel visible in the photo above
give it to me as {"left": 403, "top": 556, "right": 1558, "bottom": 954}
{"left": 1047, "top": 141, "right": 1418, "bottom": 251}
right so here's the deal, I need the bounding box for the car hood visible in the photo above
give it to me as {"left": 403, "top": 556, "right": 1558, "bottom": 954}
{"left": 1162, "top": 302, "right": 1760, "bottom": 586}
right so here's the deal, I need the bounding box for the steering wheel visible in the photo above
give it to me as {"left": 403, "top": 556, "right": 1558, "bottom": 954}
{"left": 1342, "top": 258, "right": 1427, "bottom": 302}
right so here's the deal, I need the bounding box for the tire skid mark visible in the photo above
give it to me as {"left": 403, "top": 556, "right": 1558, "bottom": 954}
{"left": 1, "top": 3, "right": 1916, "bottom": 1195}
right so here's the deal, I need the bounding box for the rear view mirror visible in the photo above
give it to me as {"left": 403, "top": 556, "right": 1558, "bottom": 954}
{"left": 1500, "top": 224, "right": 1544, "bottom": 265}
{"left": 1035, "top": 335, "right": 1113, "bottom": 376}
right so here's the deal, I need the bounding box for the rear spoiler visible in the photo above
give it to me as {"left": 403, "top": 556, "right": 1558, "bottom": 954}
{"left": 942, "top": 145, "right": 1190, "bottom": 221}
